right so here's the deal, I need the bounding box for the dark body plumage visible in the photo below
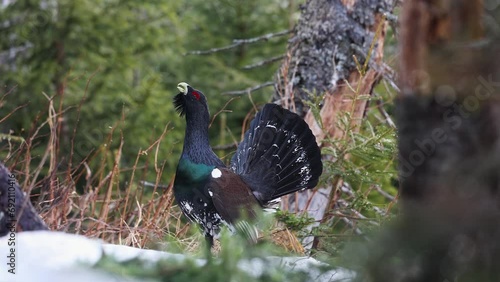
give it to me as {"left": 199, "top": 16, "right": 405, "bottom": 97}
{"left": 173, "top": 82, "right": 322, "bottom": 245}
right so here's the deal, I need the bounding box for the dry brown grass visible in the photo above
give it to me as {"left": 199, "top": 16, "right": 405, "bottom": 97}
{"left": 0, "top": 86, "right": 196, "bottom": 250}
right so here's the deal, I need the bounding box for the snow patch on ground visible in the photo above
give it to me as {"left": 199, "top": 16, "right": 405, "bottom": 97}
{"left": 0, "top": 231, "right": 354, "bottom": 282}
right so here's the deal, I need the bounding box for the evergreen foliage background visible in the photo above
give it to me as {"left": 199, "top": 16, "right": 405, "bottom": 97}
{"left": 0, "top": 0, "right": 398, "bottom": 267}
{"left": 0, "top": 0, "right": 292, "bottom": 178}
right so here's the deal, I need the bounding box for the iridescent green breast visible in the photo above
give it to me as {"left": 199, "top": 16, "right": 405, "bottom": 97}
{"left": 174, "top": 158, "right": 214, "bottom": 189}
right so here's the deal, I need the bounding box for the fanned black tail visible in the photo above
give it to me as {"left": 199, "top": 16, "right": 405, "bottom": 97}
{"left": 230, "top": 104, "right": 322, "bottom": 205}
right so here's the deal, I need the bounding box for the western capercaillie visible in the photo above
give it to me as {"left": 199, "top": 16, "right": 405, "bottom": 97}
{"left": 173, "top": 82, "right": 322, "bottom": 245}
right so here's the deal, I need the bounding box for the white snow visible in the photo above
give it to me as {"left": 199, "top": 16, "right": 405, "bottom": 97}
{"left": 0, "top": 231, "right": 355, "bottom": 282}
{"left": 0, "top": 231, "right": 111, "bottom": 282}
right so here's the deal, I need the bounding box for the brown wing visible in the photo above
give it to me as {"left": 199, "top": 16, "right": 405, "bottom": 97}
{"left": 207, "top": 167, "right": 260, "bottom": 224}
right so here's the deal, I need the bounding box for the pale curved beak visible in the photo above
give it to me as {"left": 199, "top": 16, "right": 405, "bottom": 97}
{"left": 177, "top": 82, "right": 189, "bottom": 95}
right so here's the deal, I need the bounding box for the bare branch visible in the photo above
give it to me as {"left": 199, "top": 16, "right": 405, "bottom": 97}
{"left": 372, "top": 184, "right": 396, "bottom": 202}
{"left": 185, "top": 30, "right": 291, "bottom": 56}
{"left": 209, "top": 97, "right": 237, "bottom": 128}
{"left": 374, "top": 96, "right": 396, "bottom": 129}
{"left": 232, "top": 30, "right": 291, "bottom": 44}
{"left": 185, "top": 43, "right": 240, "bottom": 56}
{"left": 222, "top": 81, "right": 274, "bottom": 95}
{"left": 242, "top": 55, "right": 285, "bottom": 70}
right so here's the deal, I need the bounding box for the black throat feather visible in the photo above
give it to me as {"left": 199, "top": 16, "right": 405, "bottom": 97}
{"left": 173, "top": 93, "right": 186, "bottom": 117}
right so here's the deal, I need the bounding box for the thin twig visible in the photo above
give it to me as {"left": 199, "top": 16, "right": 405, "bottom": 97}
{"left": 372, "top": 184, "right": 396, "bottom": 201}
{"left": 0, "top": 103, "right": 28, "bottom": 124}
{"left": 341, "top": 217, "right": 364, "bottom": 235}
{"left": 185, "top": 43, "right": 240, "bottom": 56}
{"left": 139, "top": 180, "right": 170, "bottom": 189}
{"left": 337, "top": 199, "right": 379, "bottom": 226}
{"left": 375, "top": 97, "right": 396, "bottom": 129}
{"left": 223, "top": 81, "right": 274, "bottom": 95}
{"left": 210, "top": 97, "right": 237, "bottom": 128}
{"left": 185, "top": 30, "right": 291, "bottom": 55}
{"left": 242, "top": 55, "right": 285, "bottom": 70}
{"left": 233, "top": 30, "right": 291, "bottom": 44}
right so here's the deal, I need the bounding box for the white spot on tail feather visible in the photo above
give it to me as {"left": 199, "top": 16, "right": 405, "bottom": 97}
{"left": 211, "top": 168, "right": 222, "bottom": 178}
{"left": 287, "top": 133, "right": 297, "bottom": 144}
{"left": 299, "top": 165, "right": 312, "bottom": 186}
{"left": 295, "top": 150, "right": 306, "bottom": 163}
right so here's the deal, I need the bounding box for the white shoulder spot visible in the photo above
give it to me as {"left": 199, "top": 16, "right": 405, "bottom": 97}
{"left": 211, "top": 168, "right": 222, "bottom": 179}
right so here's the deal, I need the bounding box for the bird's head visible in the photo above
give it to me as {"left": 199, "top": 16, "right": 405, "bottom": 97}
{"left": 174, "top": 82, "right": 209, "bottom": 118}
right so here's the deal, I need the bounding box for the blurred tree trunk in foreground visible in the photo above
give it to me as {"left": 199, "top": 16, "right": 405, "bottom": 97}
{"left": 361, "top": 1, "right": 500, "bottom": 280}
{"left": 274, "top": 0, "right": 392, "bottom": 249}
{"left": 398, "top": 0, "right": 486, "bottom": 202}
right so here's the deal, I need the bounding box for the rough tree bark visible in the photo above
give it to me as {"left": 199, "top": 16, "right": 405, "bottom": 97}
{"left": 0, "top": 163, "right": 48, "bottom": 236}
{"left": 274, "top": 0, "right": 392, "bottom": 249}
{"left": 361, "top": 1, "right": 500, "bottom": 280}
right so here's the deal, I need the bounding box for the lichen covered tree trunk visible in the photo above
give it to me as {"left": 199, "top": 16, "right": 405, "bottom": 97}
{"left": 274, "top": 0, "right": 391, "bottom": 248}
